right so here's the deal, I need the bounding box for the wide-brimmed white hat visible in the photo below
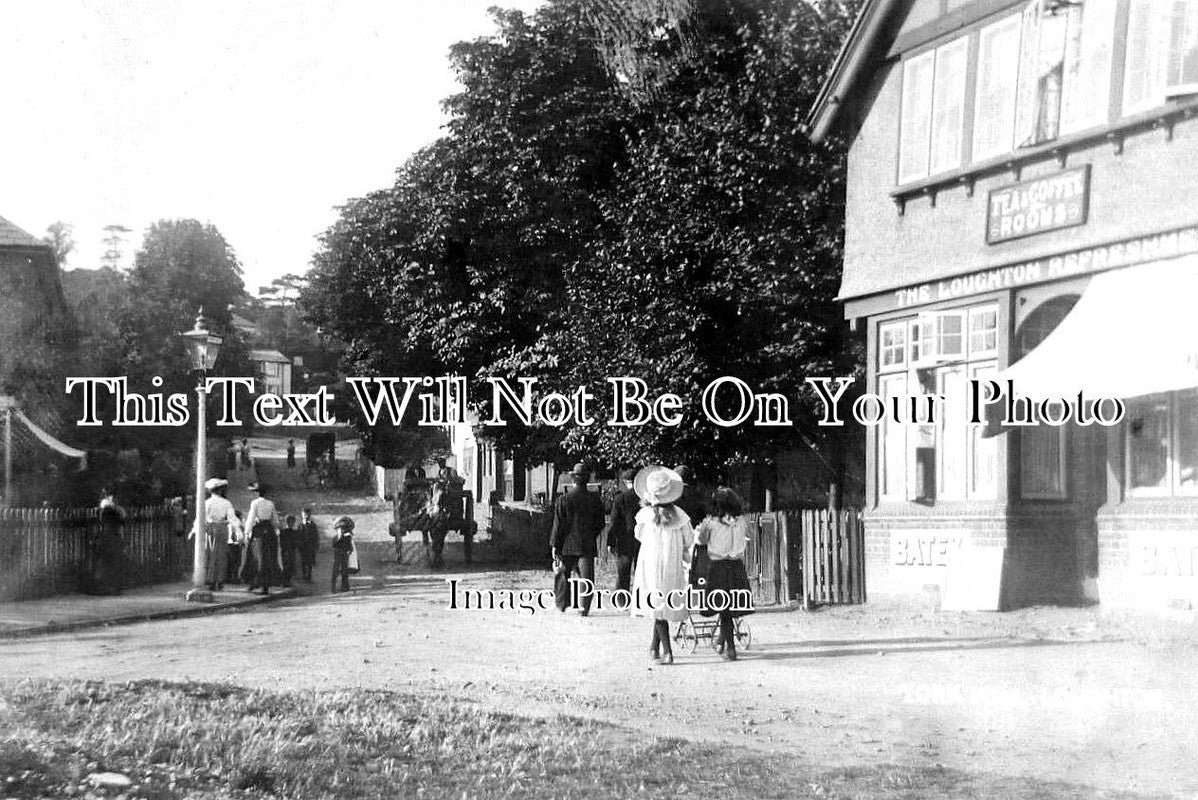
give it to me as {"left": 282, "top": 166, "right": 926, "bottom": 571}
{"left": 634, "top": 466, "right": 684, "bottom": 506}
{"left": 204, "top": 478, "right": 228, "bottom": 491}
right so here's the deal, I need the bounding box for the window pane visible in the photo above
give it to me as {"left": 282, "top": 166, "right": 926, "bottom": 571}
{"left": 938, "top": 365, "right": 967, "bottom": 499}
{"left": 937, "top": 312, "right": 964, "bottom": 358}
{"left": 880, "top": 322, "right": 906, "bottom": 368}
{"left": 1123, "top": 2, "right": 1171, "bottom": 112}
{"left": 969, "top": 306, "right": 998, "bottom": 357}
{"left": 1166, "top": 0, "right": 1198, "bottom": 90}
{"left": 1061, "top": 0, "right": 1116, "bottom": 133}
{"left": 930, "top": 38, "right": 968, "bottom": 173}
{"left": 971, "top": 364, "right": 998, "bottom": 499}
{"left": 1178, "top": 392, "right": 1198, "bottom": 492}
{"left": 1015, "top": 3, "right": 1072, "bottom": 146}
{"left": 1128, "top": 397, "right": 1170, "bottom": 491}
{"left": 974, "top": 15, "right": 1022, "bottom": 159}
{"left": 899, "top": 51, "right": 935, "bottom": 182}
{"left": 880, "top": 373, "right": 908, "bottom": 499}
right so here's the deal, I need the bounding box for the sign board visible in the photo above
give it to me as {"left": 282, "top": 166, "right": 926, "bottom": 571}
{"left": 941, "top": 546, "right": 1006, "bottom": 611}
{"left": 986, "top": 165, "right": 1089, "bottom": 245}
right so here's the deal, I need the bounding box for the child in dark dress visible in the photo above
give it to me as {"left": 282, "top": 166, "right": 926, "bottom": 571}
{"left": 331, "top": 516, "right": 355, "bottom": 593}
{"left": 279, "top": 514, "right": 299, "bottom": 587}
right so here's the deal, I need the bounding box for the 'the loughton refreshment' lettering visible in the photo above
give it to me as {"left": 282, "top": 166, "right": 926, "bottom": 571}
{"left": 892, "top": 225, "right": 1198, "bottom": 309}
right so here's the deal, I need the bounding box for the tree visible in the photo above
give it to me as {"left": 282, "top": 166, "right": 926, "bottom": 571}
{"left": 44, "top": 221, "right": 75, "bottom": 266}
{"left": 304, "top": 0, "right": 863, "bottom": 484}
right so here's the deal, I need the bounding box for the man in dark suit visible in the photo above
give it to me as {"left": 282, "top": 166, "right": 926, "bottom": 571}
{"left": 550, "top": 463, "right": 605, "bottom": 616}
{"left": 605, "top": 468, "right": 641, "bottom": 607}
{"left": 674, "top": 464, "right": 707, "bottom": 526}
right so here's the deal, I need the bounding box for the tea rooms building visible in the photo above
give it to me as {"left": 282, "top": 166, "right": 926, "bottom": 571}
{"left": 809, "top": 0, "right": 1198, "bottom": 609}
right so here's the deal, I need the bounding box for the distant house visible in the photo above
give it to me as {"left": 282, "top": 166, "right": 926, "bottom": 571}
{"left": 248, "top": 349, "right": 291, "bottom": 395}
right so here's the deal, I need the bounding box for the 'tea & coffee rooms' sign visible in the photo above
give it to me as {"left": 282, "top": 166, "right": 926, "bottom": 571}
{"left": 986, "top": 165, "right": 1090, "bottom": 244}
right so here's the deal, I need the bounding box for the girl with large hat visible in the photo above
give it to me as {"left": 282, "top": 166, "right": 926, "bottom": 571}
{"left": 630, "top": 466, "right": 694, "bottom": 664}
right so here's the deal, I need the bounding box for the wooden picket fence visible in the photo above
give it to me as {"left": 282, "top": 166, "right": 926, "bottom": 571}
{"left": 741, "top": 508, "right": 866, "bottom": 608}
{"left": 0, "top": 505, "right": 188, "bottom": 601}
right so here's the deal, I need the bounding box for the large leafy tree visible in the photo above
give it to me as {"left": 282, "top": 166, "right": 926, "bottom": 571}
{"left": 306, "top": 1, "right": 633, "bottom": 465}
{"left": 306, "top": 0, "right": 863, "bottom": 486}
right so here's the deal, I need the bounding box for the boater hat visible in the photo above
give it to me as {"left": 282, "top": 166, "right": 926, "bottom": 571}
{"left": 204, "top": 478, "right": 228, "bottom": 491}
{"left": 333, "top": 515, "right": 355, "bottom": 531}
{"left": 634, "top": 466, "right": 684, "bottom": 506}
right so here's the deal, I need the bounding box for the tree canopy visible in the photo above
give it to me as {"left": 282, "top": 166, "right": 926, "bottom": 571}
{"left": 305, "top": 0, "right": 863, "bottom": 481}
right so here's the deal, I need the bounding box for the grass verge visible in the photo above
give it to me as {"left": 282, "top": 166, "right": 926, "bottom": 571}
{"left": 0, "top": 679, "right": 1167, "bottom": 800}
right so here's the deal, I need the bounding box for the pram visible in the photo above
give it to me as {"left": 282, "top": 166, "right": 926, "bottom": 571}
{"left": 674, "top": 612, "right": 751, "bottom": 653}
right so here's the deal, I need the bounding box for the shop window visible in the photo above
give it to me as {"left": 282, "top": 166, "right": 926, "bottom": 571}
{"left": 1016, "top": 295, "right": 1079, "bottom": 500}
{"left": 875, "top": 301, "right": 998, "bottom": 503}
{"left": 1124, "top": 0, "right": 1198, "bottom": 115}
{"left": 899, "top": 37, "right": 967, "bottom": 183}
{"left": 1126, "top": 391, "right": 1198, "bottom": 497}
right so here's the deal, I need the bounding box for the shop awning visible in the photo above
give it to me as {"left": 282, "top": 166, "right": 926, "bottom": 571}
{"left": 996, "top": 253, "right": 1198, "bottom": 401}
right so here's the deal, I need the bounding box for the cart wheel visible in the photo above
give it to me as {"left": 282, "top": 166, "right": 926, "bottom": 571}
{"left": 735, "top": 619, "right": 751, "bottom": 651}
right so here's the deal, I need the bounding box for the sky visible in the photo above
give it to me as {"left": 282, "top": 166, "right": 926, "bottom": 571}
{"left": 0, "top": 0, "right": 543, "bottom": 293}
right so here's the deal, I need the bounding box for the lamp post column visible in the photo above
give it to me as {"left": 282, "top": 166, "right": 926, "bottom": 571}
{"left": 191, "top": 376, "right": 208, "bottom": 589}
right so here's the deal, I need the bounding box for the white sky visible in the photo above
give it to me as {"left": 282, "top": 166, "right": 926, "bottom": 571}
{"left": 0, "top": 0, "right": 544, "bottom": 292}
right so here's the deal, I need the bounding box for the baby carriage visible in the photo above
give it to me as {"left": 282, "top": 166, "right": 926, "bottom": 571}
{"left": 674, "top": 542, "right": 752, "bottom": 653}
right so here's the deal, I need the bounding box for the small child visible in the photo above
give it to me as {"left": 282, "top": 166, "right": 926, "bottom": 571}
{"left": 298, "top": 507, "right": 319, "bottom": 581}
{"left": 331, "top": 516, "right": 355, "bottom": 593}
{"left": 279, "top": 514, "right": 299, "bottom": 587}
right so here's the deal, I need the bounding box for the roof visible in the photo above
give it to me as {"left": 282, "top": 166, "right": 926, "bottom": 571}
{"left": 806, "top": 0, "right": 902, "bottom": 142}
{"left": 231, "top": 313, "right": 258, "bottom": 332}
{"left": 248, "top": 349, "right": 289, "bottom": 363}
{"left": 0, "top": 215, "right": 46, "bottom": 248}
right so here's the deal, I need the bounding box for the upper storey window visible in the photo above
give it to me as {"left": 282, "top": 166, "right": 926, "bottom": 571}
{"left": 896, "top": 0, "right": 1197, "bottom": 186}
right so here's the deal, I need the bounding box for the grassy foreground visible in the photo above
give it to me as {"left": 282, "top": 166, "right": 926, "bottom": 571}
{"left": 0, "top": 679, "right": 1161, "bottom": 800}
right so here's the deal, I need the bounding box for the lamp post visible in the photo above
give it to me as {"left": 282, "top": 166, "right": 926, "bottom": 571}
{"left": 181, "top": 311, "right": 223, "bottom": 600}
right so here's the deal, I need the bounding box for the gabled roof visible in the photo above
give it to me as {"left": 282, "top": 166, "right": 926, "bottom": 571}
{"left": 806, "top": 0, "right": 903, "bottom": 143}
{"left": 249, "top": 349, "right": 289, "bottom": 363}
{"left": 0, "top": 215, "right": 46, "bottom": 248}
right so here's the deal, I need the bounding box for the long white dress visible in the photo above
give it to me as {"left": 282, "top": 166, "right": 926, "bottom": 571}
{"left": 630, "top": 505, "right": 694, "bottom": 621}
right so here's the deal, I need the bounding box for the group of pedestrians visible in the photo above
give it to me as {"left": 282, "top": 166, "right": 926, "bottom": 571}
{"left": 550, "top": 463, "right": 753, "bottom": 664}
{"left": 226, "top": 439, "right": 253, "bottom": 472}
{"left": 192, "top": 479, "right": 321, "bottom": 594}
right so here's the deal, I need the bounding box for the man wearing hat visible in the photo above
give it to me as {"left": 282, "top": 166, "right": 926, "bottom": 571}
{"left": 550, "top": 462, "right": 606, "bottom": 615}
{"left": 605, "top": 468, "right": 641, "bottom": 607}
{"left": 191, "top": 478, "right": 240, "bottom": 592}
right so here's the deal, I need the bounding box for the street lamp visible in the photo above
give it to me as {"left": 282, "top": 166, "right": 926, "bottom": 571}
{"left": 181, "top": 310, "right": 223, "bottom": 600}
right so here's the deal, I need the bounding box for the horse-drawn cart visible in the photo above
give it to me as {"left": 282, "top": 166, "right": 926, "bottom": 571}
{"left": 389, "top": 473, "right": 476, "bottom": 567}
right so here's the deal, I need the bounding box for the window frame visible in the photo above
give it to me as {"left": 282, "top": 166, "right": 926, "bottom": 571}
{"left": 898, "top": 36, "right": 969, "bottom": 183}
{"left": 1124, "top": 390, "right": 1198, "bottom": 498}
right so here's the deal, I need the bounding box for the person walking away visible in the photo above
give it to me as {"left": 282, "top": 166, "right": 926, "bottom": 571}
{"left": 331, "top": 516, "right": 355, "bottom": 592}
{"left": 189, "top": 479, "right": 238, "bottom": 592}
{"left": 298, "top": 507, "right": 319, "bottom": 581}
{"left": 550, "top": 463, "right": 605, "bottom": 616}
{"left": 279, "top": 514, "right": 299, "bottom": 586}
{"left": 240, "top": 438, "right": 251, "bottom": 470}
{"left": 673, "top": 465, "right": 707, "bottom": 527}
{"left": 95, "top": 489, "right": 126, "bottom": 595}
{"left": 605, "top": 468, "right": 642, "bottom": 609}
{"left": 286, "top": 439, "right": 296, "bottom": 469}
{"left": 630, "top": 466, "right": 694, "bottom": 665}
{"left": 696, "top": 487, "right": 754, "bottom": 661}
{"left": 242, "top": 482, "right": 282, "bottom": 594}
{"left": 226, "top": 441, "right": 238, "bottom": 472}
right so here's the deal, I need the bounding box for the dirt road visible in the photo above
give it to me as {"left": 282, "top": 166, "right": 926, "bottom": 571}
{"left": 4, "top": 555, "right": 1197, "bottom": 797}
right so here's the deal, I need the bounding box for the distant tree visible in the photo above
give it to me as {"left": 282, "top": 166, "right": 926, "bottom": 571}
{"left": 43, "top": 221, "right": 75, "bottom": 266}
{"left": 101, "top": 224, "right": 132, "bottom": 270}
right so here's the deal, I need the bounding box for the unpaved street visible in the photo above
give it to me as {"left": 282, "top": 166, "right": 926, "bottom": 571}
{"left": 4, "top": 552, "right": 1197, "bottom": 797}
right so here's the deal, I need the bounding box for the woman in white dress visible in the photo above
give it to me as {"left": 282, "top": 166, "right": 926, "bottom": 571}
{"left": 630, "top": 466, "right": 694, "bottom": 664}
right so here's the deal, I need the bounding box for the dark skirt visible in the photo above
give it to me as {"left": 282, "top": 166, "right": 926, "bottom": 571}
{"left": 699, "top": 558, "right": 754, "bottom": 618}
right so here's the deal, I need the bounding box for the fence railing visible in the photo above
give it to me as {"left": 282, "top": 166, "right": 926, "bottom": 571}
{"left": 0, "top": 505, "right": 189, "bottom": 601}
{"left": 744, "top": 508, "right": 866, "bottom": 608}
